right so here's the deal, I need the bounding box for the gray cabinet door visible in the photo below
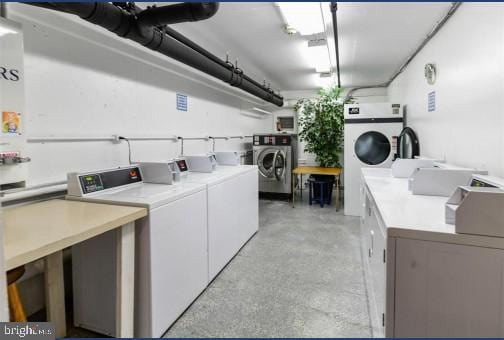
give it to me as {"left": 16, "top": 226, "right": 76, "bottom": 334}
{"left": 395, "top": 238, "right": 504, "bottom": 337}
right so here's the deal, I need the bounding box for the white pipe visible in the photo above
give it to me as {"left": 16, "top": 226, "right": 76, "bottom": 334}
{"left": 0, "top": 184, "right": 67, "bottom": 204}
{"left": 27, "top": 135, "right": 179, "bottom": 143}
{"left": 27, "top": 136, "right": 116, "bottom": 143}
{"left": 122, "top": 136, "right": 178, "bottom": 142}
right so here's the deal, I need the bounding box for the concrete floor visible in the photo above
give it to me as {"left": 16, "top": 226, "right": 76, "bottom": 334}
{"left": 164, "top": 195, "right": 372, "bottom": 338}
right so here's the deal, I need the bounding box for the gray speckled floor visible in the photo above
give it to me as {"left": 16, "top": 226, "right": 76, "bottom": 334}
{"left": 164, "top": 195, "right": 371, "bottom": 338}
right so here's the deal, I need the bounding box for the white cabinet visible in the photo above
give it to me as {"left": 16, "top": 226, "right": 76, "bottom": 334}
{"left": 361, "top": 170, "right": 504, "bottom": 338}
{"left": 394, "top": 238, "right": 504, "bottom": 337}
{"left": 361, "top": 186, "right": 386, "bottom": 337}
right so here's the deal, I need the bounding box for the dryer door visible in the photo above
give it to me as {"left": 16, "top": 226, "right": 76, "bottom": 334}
{"left": 354, "top": 131, "right": 391, "bottom": 165}
{"left": 257, "top": 148, "right": 286, "bottom": 180}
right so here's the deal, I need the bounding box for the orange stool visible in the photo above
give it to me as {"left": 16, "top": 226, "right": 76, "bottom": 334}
{"left": 7, "top": 266, "right": 27, "bottom": 322}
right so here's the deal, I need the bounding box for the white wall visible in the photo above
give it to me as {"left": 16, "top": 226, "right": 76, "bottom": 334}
{"left": 6, "top": 4, "right": 273, "bottom": 186}
{"left": 388, "top": 3, "right": 504, "bottom": 177}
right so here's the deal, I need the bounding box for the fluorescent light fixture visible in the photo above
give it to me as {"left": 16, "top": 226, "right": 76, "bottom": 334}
{"left": 0, "top": 26, "right": 17, "bottom": 37}
{"left": 315, "top": 73, "right": 335, "bottom": 88}
{"left": 251, "top": 107, "right": 273, "bottom": 115}
{"left": 307, "top": 39, "right": 331, "bottom": 73}
{"left": 277, "top": 2, "right": 324, "bottom": 36}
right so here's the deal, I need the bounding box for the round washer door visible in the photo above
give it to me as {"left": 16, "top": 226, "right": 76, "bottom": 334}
{"left": 257, "top": 148, "right": 286, "bottom": 179}
{"left": 354, "top": 131, "right": 391, "bottom": 165}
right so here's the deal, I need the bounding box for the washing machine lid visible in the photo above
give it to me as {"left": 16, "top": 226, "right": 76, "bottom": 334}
{"left": 397, "top": 127, "right": 419, "bottom": 159}
{"left": 67, "top": 182, "right": 206, "bottom": 209}
{"left": 354, "top": 131, "right": 391, "bottom": 166}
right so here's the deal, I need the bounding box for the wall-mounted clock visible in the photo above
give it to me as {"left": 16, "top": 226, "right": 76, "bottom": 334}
{"left": 424, "top": 63, "right": 437, "bottom": 85}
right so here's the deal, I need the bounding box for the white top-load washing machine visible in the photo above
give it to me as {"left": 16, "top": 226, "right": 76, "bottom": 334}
{"left": 66, "top": 165, "right": 208, "bottom": 338}
{"left": 344, "top": 103, "right": 403, "bottom": 216}
{"left": 172, "top": 157, "right": 259, "bottom": 282}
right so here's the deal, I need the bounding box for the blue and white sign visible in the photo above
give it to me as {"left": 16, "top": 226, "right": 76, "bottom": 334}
{"left": 176, "top": 93, "right": 187, "bottom": 111}
{"left": 428, "top": 91, "right": 435, "bottom": 112}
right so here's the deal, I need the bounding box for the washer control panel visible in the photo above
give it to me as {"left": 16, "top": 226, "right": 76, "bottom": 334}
{"left": 254, "top": 134, "right": 292, "bottom": 146}
{"left": 68, "top": 166, "right": 143, "bottom": 196}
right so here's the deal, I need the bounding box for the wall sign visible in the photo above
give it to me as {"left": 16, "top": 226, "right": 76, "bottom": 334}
{"left": 0, "top": 67, "right": 20, "bottom": 81}
{"left": 176, "top": 93, "right": 187, "bottom": 112}
{"left": 2, "top": 111, "right": 21, "bottom": 134}
{"left": 428, "top": 91, "right": 435, "bottom": 112}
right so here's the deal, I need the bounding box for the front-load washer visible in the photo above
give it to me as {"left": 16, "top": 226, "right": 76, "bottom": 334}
{"left": 253, "top": 133, "right": 297, "bottom": 195}
{"left": 66, "top": 165, "right": 207, "bottom": 338}
{"left": 344, "top": 103, "right": 403, "bottom": 216}
{"left": 176, "top": 159, "right": 259, "bottom": 282}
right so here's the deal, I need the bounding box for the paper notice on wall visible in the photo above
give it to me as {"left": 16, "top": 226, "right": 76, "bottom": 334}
{"left": 176, "top": 93, "right": 188, "bottom": 111}
{"left": 428, "top": 91, "right": 435, "bottom": 112}
{"left": 2, "top": 111, "right": 22, "bottom": 135}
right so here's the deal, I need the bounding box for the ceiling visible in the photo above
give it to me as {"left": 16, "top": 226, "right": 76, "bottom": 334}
{"left": 146, "top": 2, "right": 454, "bottom": 92}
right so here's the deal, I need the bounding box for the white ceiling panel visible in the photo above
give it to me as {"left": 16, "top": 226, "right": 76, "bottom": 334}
{"left": 337, "top": 2, "right": 453, "bottom": 87}
{"left": 147, "top": 2, "right": 454, "bottom": 92}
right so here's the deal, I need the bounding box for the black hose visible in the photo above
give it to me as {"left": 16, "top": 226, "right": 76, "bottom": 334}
{"left": 137, "top": 3, "right": 219, "bottom": 27}
{"left": 24, "top": 2, "right": 283, "bottom": 106}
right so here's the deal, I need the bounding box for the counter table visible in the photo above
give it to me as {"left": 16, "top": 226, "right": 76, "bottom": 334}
{"left": 4, "top": 199, "right": 147, "bottom": 337}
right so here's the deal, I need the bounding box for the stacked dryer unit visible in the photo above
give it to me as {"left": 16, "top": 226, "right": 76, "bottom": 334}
{"left": 344, "top": 103, "right": 403, "bottom": 216}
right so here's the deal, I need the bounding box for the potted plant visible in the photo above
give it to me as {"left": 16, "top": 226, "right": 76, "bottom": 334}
{"left": 294, "top": 86, "right": 351, "bottom": 200}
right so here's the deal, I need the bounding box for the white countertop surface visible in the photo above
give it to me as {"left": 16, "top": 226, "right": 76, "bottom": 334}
{"left": 362, "top": 168, "right": 504, "bottom": 249}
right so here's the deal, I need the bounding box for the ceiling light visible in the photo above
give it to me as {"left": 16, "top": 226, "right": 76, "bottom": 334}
{"left": 0, "top": 26, "right": 17, "bottom": 37}
{"left": 251, "top": 107, "right": 272, "bottom": 115}
{"left": 307, "top": 39, "right": 331, "bottom": 73}
{"left": 282, "top": 24, "right": 297, "bottom": 36}
{"left": 277, "top": 2, "right": 324, "bottom": 36}
{"left": 315, "top": 74, "right": 335, "bottom": 89}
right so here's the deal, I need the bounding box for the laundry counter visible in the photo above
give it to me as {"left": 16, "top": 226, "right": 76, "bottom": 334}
{"left": 361, "top": 168, "right": 504, "bottom": 337}
{"left": 3, "top": 199, "right": 147, "bottom": 337}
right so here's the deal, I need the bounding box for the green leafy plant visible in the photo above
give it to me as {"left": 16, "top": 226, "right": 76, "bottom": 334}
{"left": 294, "top": 86, "right": 351, "bottom": 168}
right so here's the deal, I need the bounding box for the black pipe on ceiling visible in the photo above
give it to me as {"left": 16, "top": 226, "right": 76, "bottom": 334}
{"left": 26, "top": 2, "right": 284, "bottom": 106}
{"left": 137, "top": 3, "right": 219, "bottom": 27}
{"left": 330, "top": 2, "right": 341, "bottom": 89}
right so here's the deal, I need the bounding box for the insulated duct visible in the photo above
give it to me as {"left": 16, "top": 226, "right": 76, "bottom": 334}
{"left": 27, "top": 2, "right": 284, "bottom": 106}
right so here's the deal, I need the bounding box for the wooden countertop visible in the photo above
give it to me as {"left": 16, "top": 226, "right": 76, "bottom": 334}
{"left": 293, "top": 166, "right": 342, "bottom": 176}
{"left": 3, "top": 199, "right": 147, "bottom": 271}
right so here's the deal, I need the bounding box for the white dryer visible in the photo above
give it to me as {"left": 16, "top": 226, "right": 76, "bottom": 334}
{"left": 66, "top": 165, "right": 208, "bottom": 338}
{"left": 344, "top": 103, "right": 403, "bottom": 216}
